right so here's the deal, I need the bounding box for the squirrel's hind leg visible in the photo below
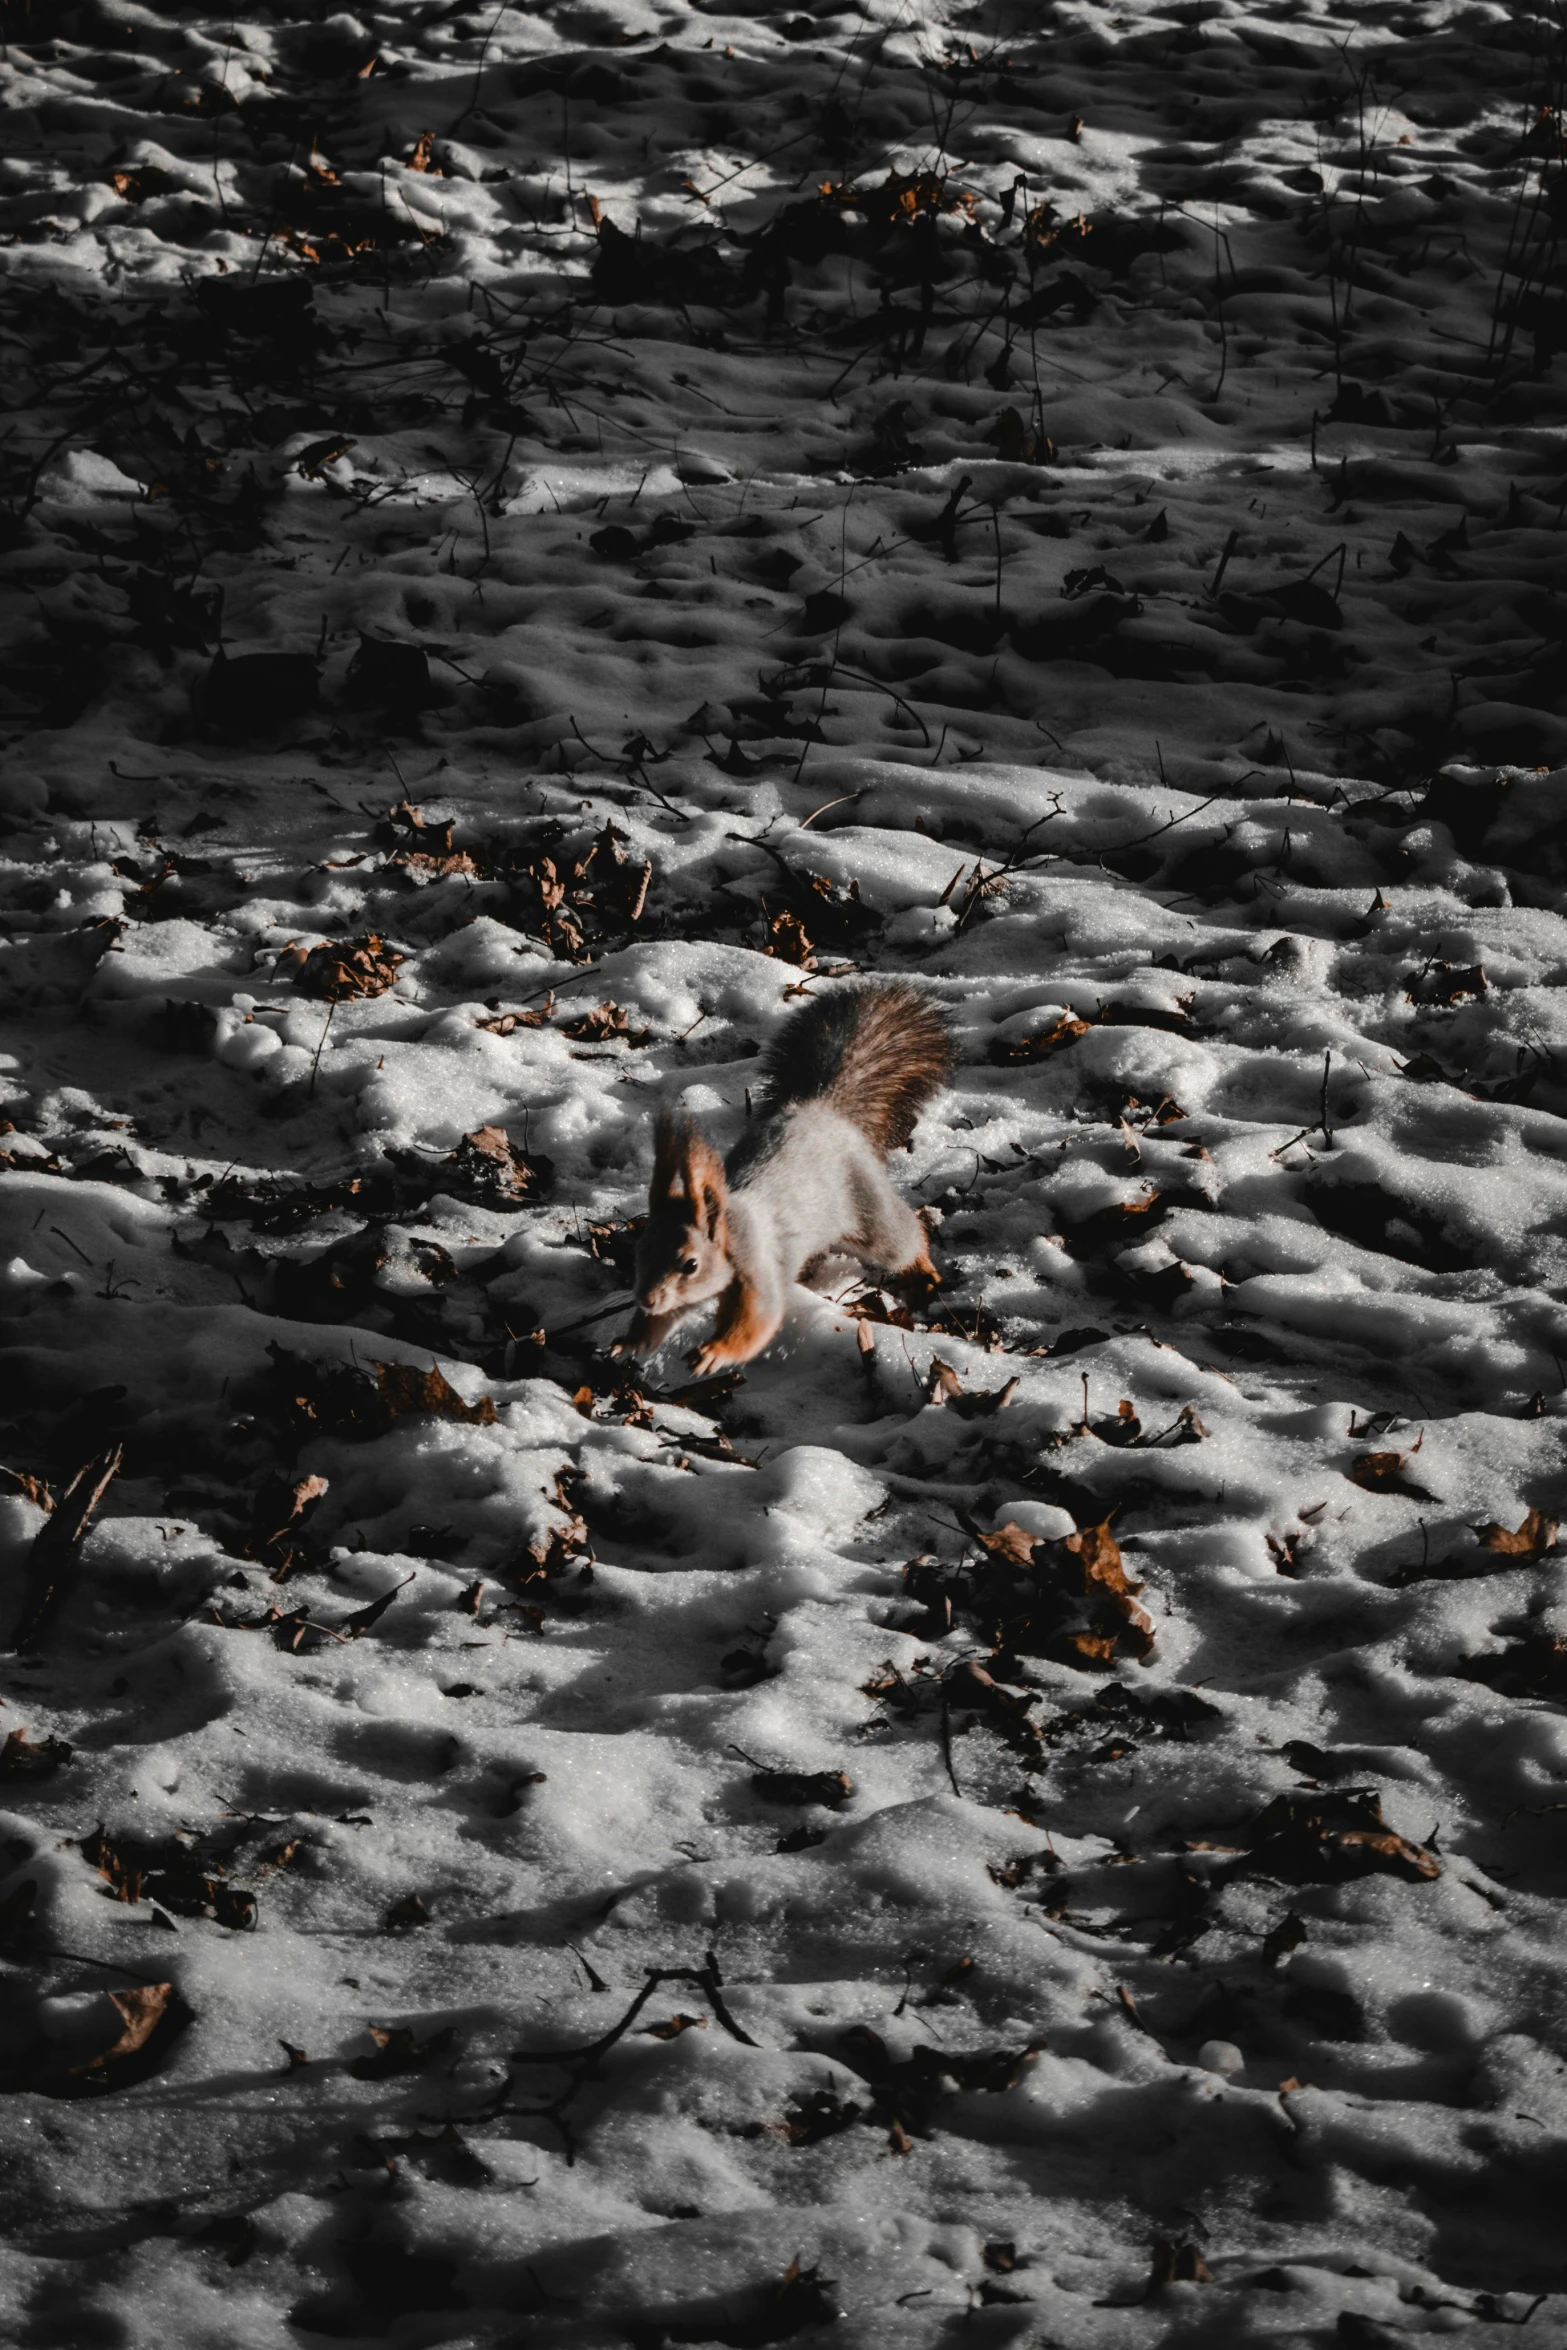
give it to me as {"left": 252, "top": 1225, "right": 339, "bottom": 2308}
{"left": 892, "top": 1227, "right": 941, "bottom": 1302}
{"left": 851, "top": 1174, "right": 941, "bottom": 1292}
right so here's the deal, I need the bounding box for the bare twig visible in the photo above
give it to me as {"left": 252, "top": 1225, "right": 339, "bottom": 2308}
{"left": 13, "top": 1448, "right": 123, "bottom": 1650}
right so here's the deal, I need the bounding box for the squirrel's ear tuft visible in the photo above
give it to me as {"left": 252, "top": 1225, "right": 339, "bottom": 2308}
{"left": 651, "top": 1108, "right": 689, "bottom": 1200}
{"left": 684, "top": 1129, "right": 729, "bottom": 1238}
{"left": 651, "top": 1111, "right": 726, "bottom": 1230}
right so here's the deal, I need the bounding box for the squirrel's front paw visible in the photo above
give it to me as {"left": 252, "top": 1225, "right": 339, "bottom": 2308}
{"left": 617, "top": 1307, "right": 666, "bottom": 1358}
{"left": 687, "top": 1341, "right": 732, "bottom": 1380}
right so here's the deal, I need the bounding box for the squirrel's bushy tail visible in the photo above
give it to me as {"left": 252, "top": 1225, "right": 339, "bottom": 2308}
{"left": 758, "top": 981, "right": 951, "bottom": 1152}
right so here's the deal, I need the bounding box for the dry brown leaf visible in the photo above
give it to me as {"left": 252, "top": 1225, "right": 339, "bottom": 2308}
{"left": 69, "top": 1982, "right": 174, "bottom": 2075}
{"left": 0, "top": 1728, "right": 74, "bottom": 1778}
{"left": 946, "top": 1660, "right": 1041, "bottom": 1758}
{"left": 446, "top": 1122, "right": 550, "bottom": 1204}
{"left": 293, "top": 933, "right": 404, "bottom": 1002}
{"left": 1336, "top": 1827, "right": 1440, "bottom": 1875}
{"left": 1072, "top": 1187, "right": 1163, "bottom": 1249}
{"left": 763, "top": 909, "right": 816, "bottom": 968}
{"left": 1063, "top": 1627, "right": 1121, "bottom": 1664}
{"left": 246, "top": 1471, "right": 330, "bottom": 1576}
{"left": 294, "top": 435, "right": 356, "bottom": 480}
{"left": 1261, "top": 1910, "right": 1306, "bottom": 1965}
{"left": 396, "top": 848, "right": 482, "bottom": 879}
{"left": 964, "top": 1512, "right": 1153, "bottom": 1665}
{"left": 520, "top": 1469, "right": 591, "bottom": 1581}
{"left": 376, "top": 1361, "right": 497, "bottom": 1425}
{"left": 1240, "top": 1791, "right": 1438, "bottom": 1884}
{"left": 336, "top": 1575, "right": 412, "bottom": 1638}
{"left": 110, "top": 165, "right": 174, "bottom": 202}
{"left": 949, "top": 1375, "right": 1020, "bottom": 1419}
{"left": 1350, "top": 1449, "right": 1405, "bottom": 1488}
{"left": 1348, "top": 1450, "right": 1436, "bottom": 1500}
{"left": 1063, "top": 1519, "right": 1153, "bottom": 1650}
{"left": 475, "top": 994, "right": 553, "bottom": 1035}
{"left": 1148, "top": 2240, "right": 1211, "bottom": 2289}
{"left": 973, "top": 1521, "right": 1039, "bottom": 1568}
{"left": 352, "top": 2022, "right": 455, "bottom": 2078}
{"left": 562, "top": 1001, "right": 652, "bottom": 1047}
{"left": 752, "top": 1767, "right": 853, "bottom": 1809}
{"left": 990, "top": 1013, "right": 1090, "bottom": 1063}
{"left": 84, "top": 1829, "right": 143, "bottom": 1904}
{"left": 1476, "top": 1506, "right": 1558, "bottom": 1558}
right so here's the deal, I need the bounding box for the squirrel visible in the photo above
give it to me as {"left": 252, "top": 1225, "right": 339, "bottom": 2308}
{"left": 619, "top": 980, "right": 951, "bottom": 1379}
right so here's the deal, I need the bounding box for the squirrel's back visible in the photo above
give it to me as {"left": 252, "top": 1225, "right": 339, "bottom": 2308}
{"left": 757, "top": 980, "right": 950, "bottom": 1154}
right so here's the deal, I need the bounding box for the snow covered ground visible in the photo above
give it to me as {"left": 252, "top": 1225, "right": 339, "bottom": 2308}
{"left": 3, "top": 0, "right": 1567, "bottom": 2340}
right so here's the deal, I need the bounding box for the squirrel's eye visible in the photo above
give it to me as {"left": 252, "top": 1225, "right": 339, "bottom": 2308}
{"left": 681, "top": 1255, "right": 699, "bottom": 1275}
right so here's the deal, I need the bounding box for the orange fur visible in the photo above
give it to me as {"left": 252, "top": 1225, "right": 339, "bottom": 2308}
{"left": 688, "top": 1276, "right": 783, "bottom": 1380}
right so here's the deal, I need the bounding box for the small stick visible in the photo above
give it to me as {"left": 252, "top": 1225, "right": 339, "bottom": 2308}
{"left": 797, "top": 790, "right": 863, "bottom": 832}
{"left": 1210, "top": 529, "right": 1239, "bottom": 598}
{"left": 13, "top": 1448, "right": 123, "bottom": 1651}
{"left": 938, "top": 1683, "right": 963, "bottom": 1800}
{"left": 511, "top": 1959, "right": 758, "bottom": 2065}
{"left": 308, "top": 1001, "right": 336, "bottom": 1098}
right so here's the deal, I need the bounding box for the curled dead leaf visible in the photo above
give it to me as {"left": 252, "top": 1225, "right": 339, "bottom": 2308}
{"left": 351, "top": 2021, "right": 454, "bottom": 2077}
{"left": 1348, "top": 1450, "right": 1436, "bottom": 1501}
{"left": 946, "top": 1659, "right": 1041, "bottom": 1758}
{"left": 446, "top": 1123, "right": 552, "bottom": 1205}
{"left": 376, "top": 1361, "right": 497, "bottom": 1426}
{"left": 69, "top": 1982, "right": 174, "bottom": 2075}
{"left": 752, "top": 1767, "right": 852, "bottom": 1809}
{"left": 943, "top": 1510, "right": 1155, "bottom": 1668}
{"left": 0, "top": 1728, "right": 74, "bottom": 1778}
{"left": 1054, "top": 1518, "right": 1154, "bottom": 1660}
{"left": 293, "top": 933, "right": 404, "bottom": 1002}
{"left": 989, "top": 1012, "right": 1090, "bottom": 1063}
{"left": 763, "top": 908, "right": 816, "bottom": 968}
{"left": 475, "top": 993, "right": 553, "bottom": 1035}
{"left": 1476, "top": 1506, "right": 1558, "bottom": 1559}
{"left": 1147, "top": 2239, "right": 1211, "bottom": 2290}
{"left": 245, "top": 1471, "right": 329, "bottom": 1577}
{"left": 1237, "top": 1791, "right": 1438, "bottom": 1885}
{"left": 336, "top": 1574, "right": 414, "bottom": 1638}
{"left": 1070, "top": 1186, "right": 1163, "bottom": 1251}
{"left": 562, "top": 1001, "right": 652, "bottom": 1047}
{"left": 973, "top": 1521, "right": 1038, "bottom": 1568}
